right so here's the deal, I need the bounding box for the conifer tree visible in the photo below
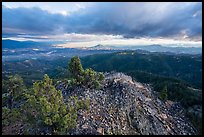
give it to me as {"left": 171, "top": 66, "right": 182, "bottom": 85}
{"left": 68, "top": 56, "right": 105, "bottom": 89}
{"left": 24, "top": 74, "right": 78, "bottom": 134}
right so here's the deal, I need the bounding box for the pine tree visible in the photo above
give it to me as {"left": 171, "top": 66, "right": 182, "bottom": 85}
{"left": 23, "top": 74, "right": 79, "bottom": 134}
{"left": 68, "top": 56, "right": 84, "bottom": 84}
{"left": 68, "top": 56, "right": 105, "bottom": 89}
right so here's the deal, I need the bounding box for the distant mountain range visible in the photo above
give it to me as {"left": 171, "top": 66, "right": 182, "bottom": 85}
{"left": 2, "top": 40, "right": 117, "bottom": 62}
{"left": 2, "top": 40, "right": 64, "bottom": 49}
{"left": 2, "top": 40, "right": 48, "bottom": 49}
{"left": 86, "top": 44, "right": 202, "bottom": 54}
{"left": 2, "top": 40, "right": 202, "bottom": 55}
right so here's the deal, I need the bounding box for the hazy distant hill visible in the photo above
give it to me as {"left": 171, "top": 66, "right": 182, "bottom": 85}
{"left": 88, "top": 44, "right": 117, "bottom": 50}
{"left": 2, "top": 40, "right": 117, "bottom": 61}
{"left": 87, "top": 44, "right": 202, "bottom": 54}
{"left": 2, "top": 40, "right": 53, "bottom": 49}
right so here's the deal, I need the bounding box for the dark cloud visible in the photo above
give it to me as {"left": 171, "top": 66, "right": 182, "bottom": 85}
{"left": 2, "top": 2, "right": 202, "bottom": 40}
{"left": 2, "top": 6, "right": 66, "bottom": 35}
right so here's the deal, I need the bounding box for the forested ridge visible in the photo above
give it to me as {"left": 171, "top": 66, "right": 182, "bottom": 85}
{"left": 2, "top": 52, "right": 202, "bottom": 135}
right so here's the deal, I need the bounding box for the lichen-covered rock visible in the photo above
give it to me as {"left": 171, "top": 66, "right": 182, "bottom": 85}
{"left": 56, "top": 72, "right": 196, "bottom": 135}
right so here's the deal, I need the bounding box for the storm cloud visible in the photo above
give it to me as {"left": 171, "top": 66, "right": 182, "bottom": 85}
{"left": 2, "top": 2, "right": 202, "bottom": 41}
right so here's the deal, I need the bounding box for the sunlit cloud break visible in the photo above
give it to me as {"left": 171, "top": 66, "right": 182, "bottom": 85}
{"left": 2, "top": 33, "right": 201, "bottom": 48}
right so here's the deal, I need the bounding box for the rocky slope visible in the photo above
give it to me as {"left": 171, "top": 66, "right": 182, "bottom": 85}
{"left": 56, "top": 72, "right": 196, "bottom": 135}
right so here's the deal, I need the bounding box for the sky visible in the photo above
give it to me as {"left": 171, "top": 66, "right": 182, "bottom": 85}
{"left": 2, "top": 2, "right": 202, "bottom": 47}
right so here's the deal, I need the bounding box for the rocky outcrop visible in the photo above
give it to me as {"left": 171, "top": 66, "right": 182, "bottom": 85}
{"left": 56, "top": 72, "right": 196, "bottom": 135}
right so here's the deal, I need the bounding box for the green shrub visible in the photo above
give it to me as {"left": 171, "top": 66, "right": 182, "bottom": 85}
{"left": 20, "top": 74, "right": 91, "bottom": 135}
{"left": 68, "top": 56, "right": 104, "bottom": 89}
{"left": 68, "top": 56, "right": 84, "bottom": 84}
{"left": 3, "top": 74, "right": 27, "bottom": 109}
{"left": 159, "top": 85, "right": 168, "bottom": 101}
{"left": 22, "top": 74, "right": 78, "bottom": 134}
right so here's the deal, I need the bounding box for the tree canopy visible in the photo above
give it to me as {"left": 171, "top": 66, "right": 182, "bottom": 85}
{"left": 68, "top": 56, "right": 104, "bottom": 89}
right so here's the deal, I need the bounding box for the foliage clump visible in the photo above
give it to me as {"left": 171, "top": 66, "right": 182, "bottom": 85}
{"left": 2, "top": 74, "right": 27, "bottom": 109}
{"left": 159, "top": 85, "right": 168, "bottom": 101}
{"left": 22, "top": 74, "right": 88, "bottom": 134}
{"left": 2, "top": 107, "right": 22, "bottom": 130}
{"left": 68, "top": 56, "right": 104, "bottom": 89}
{"left": 68, "top": 56, "right": 84, "bottom": 84}
{"left": 2, "top": 74, "right": 90, "bottom": 135}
